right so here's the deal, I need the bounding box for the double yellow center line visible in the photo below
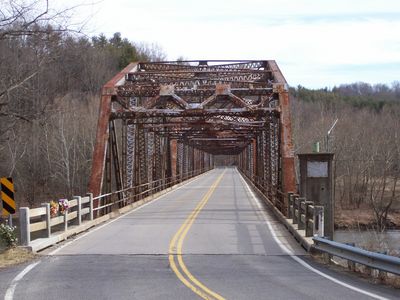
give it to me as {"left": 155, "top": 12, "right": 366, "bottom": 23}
{"left": 169, "top": 171, "right": 226, "bottom": 300}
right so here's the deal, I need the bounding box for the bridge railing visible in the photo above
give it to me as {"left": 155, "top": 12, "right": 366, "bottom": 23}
{"left": 241, "top": 170, "right": 285, "bottom": 212}
{"left": 288, "top": 193, "right": 324, "bottom": 238}
{"left": 92, "top": 168, "right": 207, "bottom": 216}
{"left": 239, "top": 168, "right": 400, "bottom": 277}
{"left": 19, "top": 195, "right": 92, "bottom": 248}
{"left": 19, "top": 167, "right": 211, "bottom": 252}
{"left": 238, "top": 169, "right": 324, "bottom": 251}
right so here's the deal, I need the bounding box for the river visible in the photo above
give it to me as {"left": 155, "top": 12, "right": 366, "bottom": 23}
{"left": 334, "top": 230, "right": 400, "bottom": 255}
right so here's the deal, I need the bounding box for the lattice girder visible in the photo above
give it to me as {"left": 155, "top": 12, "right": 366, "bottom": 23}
{"left": 89, "top": 60, "right": 296, "bottom": 215}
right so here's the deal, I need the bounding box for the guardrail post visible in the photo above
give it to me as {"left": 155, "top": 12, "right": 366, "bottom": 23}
{"left": 87, "top": 193, "right": 94, "bottom": 221}
{"left": 41, "top": 203, "right": 51, "bottom": 238}
{"left": 294, "top": 197, "right": 302, "bottom": 225}
{"left": 314, "top": 206, "right": 324, "bottom": 237}
{"left": 378, "top": 269, "right": 387, "bottom": 281}
{"left": 346, "top": 243, "right": 356, "bottom": 271}
{"left": 292, "top": 195, "right": 299, "bottom": 224}
{"left": 304, "top": 201, "right": 314, "bottom": 237}
{"left": 64, "top": 207, "right": 68, "bottom": 232}
{"left": 19, "top": 207, "right": 30, "bottom": 246}
{"left": 298, "top": 198, "right": 306, "bottom": 230}
{"left": 287, "top": 192, "right": 293, "bottom": 218}
{"left": 377, "top": 251, "right": 388, "bottom": 281}
{"left": 74, "top": 196, "right": 82, "bottom": 226}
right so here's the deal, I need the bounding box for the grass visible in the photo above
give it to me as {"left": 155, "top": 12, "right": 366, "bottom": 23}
{"left": 0, "top": 247, "right": 36, "bottom": 269}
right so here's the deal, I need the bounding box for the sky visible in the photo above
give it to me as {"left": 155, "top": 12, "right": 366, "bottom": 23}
{"left": 58, "top": 0, "right": 400, "bottom": 88}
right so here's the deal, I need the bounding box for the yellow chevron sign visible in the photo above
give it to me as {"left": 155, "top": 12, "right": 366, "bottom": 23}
{"left": 1, "top": 177, "right": 16, "bottom": 216}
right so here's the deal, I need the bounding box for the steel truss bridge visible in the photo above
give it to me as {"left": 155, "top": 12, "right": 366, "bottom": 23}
{"left": 88, "top": 60, "right": 295, "bottom": 214}
{"left": 8, "top": 60, "right": 398, "bottom": 300}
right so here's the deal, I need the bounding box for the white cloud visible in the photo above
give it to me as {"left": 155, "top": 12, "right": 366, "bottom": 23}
{"left": 58, "top": 0, "right": 400, "bottom": 87}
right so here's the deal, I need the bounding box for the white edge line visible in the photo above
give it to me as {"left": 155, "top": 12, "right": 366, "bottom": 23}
{"left": 4, "top": 261, "right": 41, "bottom": 300}
{"left": 238, "top": 171, "right": 390, "bottom": 300}
{"left": 3, "top": 171, "right": 211, "bottom": 300}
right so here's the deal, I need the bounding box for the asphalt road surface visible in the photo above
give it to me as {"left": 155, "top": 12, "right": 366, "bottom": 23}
{"left": 1, "top": 168, "right": 398, "bottom": 299}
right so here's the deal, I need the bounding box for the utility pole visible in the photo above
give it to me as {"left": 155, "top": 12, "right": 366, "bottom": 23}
{"left": 326, "top": 119, "right": 338, "bottom": 152}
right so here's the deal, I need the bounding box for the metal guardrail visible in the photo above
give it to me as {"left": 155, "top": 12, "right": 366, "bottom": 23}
{"left": 239, "top": 168, "right": 400, "bottom": 277}
{"left": 313, "top": 236, "right": 400, "bottom": 276}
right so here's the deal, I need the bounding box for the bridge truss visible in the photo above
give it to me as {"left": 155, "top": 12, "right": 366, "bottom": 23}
{"left": 88, "top": 60, "right": 295, "bottom": 214}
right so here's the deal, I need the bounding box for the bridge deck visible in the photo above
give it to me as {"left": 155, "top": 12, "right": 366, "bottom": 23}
{"left": 2, "top": 168, "right": 397, "bottom": 299}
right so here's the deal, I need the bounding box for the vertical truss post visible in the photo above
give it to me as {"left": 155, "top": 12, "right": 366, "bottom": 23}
{"left": 89, "top": 61, "right": 296, "bottom": 217}
{"left": 165, "top": 136, "right": 172, "bottom": 185}
{"left": 133, "top": 124, "right": 139, "bottom": 200}
{"left": 170, "top": 139, "right": 177, "bottom": 183}
{"left": 153, "top": 134, "right": 162, "bottom": 191}
{"left": 182, "top": 143, "right": 187, "bottom": 179}
{"left": 147, "top": 132, "right": 155, "bottom": 194}
{"left": 89, "top": 63, "right": 138, "bottom": 199}
{"left": 104, "top": 131, "right": 112, "bottom": 214}
{"left": 191, "top": 146, "right": 195, "bottom": 174}
{"left": 177, "top": 141, "right": 184, "bottom": 182}
{"left": 122, "top": 119, "right": 127, "bottom": 196}
{"left": 109, "top": 120, "right": 124, "bottom": 207}
{"left": 252, "top": 139, "right": 257, "bottom": 183}
{"left": 195, "top": 149, "right": 200, "bottom": 174}
{"left": 248, "top": 143, "right": 253, "bottom": 178}
{"left": 278, "top": 85, "right": 296, "bottom": 214}
{"left": 265, "top": 119, "right": 272, "bottom": 200}
{"left": 89, "top": 94, "right": 112, "bottom": 203}
{"left": 260, "top": 131, "right": 266, "bottom": 192}
{"left": 137, "top": 125, "right": 148, "bottom": 198}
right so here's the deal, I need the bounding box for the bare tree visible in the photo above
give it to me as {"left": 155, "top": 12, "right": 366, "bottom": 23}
{"left": 291, "top": 89, "right": 400, "bottom": 234}
{"left": 134, "top": 41, "right": 167, "bottom": 62}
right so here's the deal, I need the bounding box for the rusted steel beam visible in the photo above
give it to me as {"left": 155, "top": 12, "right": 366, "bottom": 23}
{"left": 88, "top": 63, "right": 138, "bottom": 197}
{"left": 137, "top": 61, "right": 268, "bottom": 72}
{"left": 118, "top": 87, "right": 274, "bottom": 98}
{"left": 88, "top": 94, "right": 112, "bottom": 197}
{"left": 90, "top": 60, "right": 297, "bottom": 218}
{"left": 103, "top": 63, "right": 139, "bottom": 95}
{"left": 267, "top": 60, "right": 287, "bottom": 84}
{"left": 111, "top": 108, "right": 278, "bottom": 119}
{"left": 252, "top": 139, "right": 257, "bottom": 179}
{"left": 278, "top": 86, "right": 296, "bottom": 214}
{"left": 170, "top": 139, "right": 178, "bottom": 178}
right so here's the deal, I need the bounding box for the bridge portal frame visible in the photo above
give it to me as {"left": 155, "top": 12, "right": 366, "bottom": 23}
{"left": 88, "top": 60, "right": 296, "bottom": 215}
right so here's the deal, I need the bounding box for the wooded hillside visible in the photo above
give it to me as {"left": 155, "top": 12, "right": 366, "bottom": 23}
{"left": 0, "top": 0, "right": 165, "bottom": 206}
{"left": 291, "top": 84, "right": 400, "bottom": 230}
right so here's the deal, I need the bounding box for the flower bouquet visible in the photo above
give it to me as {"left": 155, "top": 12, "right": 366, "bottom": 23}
{"left": 50, "top": 200, "right": 59, "bottom": 217}
{"left": 58, "top": 199, "right": 69, "bottom": 215}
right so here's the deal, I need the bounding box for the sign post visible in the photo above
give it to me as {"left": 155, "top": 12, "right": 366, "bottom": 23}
{"left": 298, "top": 154, "right": 334, "bottom": 239}
{"left": 1, "top": 177, "right": 16, "bottom": 226}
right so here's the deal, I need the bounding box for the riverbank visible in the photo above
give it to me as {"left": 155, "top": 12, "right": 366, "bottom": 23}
{"left": 335, "top": 208, "right": 400, "bottom": 230}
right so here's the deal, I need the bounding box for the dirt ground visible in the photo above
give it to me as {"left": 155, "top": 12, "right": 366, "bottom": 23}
{"left": 0, "top": 247, "right": 36, "bottom": 269}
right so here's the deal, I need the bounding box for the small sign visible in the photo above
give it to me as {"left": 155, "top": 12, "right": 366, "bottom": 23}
{"left": 307, "top": 162, "right": 328, "bottom": 178}
{"left": 1, "top": 177, "right": 16, "bottom": 216}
